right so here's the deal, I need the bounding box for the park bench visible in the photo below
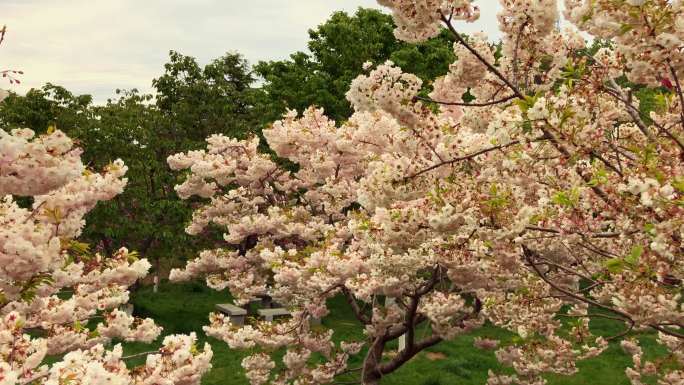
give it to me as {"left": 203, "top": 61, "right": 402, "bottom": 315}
{"left": 256, "top": 307, "right": 321, "bottom": 325}
{"left": 215, "top": 303, "right": 248, "bottom": 325}
{"left": 216, "top": 299, "right": 321, "bottom": 325}
{"left": 257, "top": 307, "right": 291, "bottom": 322}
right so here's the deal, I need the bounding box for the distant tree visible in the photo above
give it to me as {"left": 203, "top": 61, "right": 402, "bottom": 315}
{"left": 254, "top": 7, "right": 454, "bottom": 123}
{"left": 153, "top": 50, "right": 259, "bottom": 141}
{"left": 0, "top": 83, "right": 92, "bottom": 134}
{"left": 81, "top": 90, "right": 194, "bottom": 289}
{"left": 0, "top": 52, "right": 259, "bottom": 287}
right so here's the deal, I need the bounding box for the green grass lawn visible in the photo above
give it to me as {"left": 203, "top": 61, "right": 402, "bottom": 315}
{"left": 122, "top": 281, "right": 664, "bottom": 385}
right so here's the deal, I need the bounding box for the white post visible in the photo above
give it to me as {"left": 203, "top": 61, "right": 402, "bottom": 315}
{"left": 121, "top": 303, "right": 134, "bottom": 316}
{"left": 385, "top": 297, "right": 407, "bottom": 352}
{"left": 153, "top": 275, "right": 158, "bottom": 293}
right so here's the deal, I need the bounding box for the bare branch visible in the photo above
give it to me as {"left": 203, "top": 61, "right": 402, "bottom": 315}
{"left": 402, "top": 135, "right": 549, "bottom": 181}
{"left": 414, "top": 94, "right": 517, "bottom": 107}
{"left": 342, "top": 287, "right": 371, "bottom": 324}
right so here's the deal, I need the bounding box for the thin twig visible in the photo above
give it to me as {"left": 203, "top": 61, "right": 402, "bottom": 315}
{"left": 122, "top": 350, "right": 162, "bottom": 360}
{"left": 402, "top": 135, "right": 549, "bottom": 181}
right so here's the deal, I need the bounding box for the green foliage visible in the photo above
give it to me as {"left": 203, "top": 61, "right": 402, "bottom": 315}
{"left": 19, "top": 273, "right": 54, "bottom": 303}
{"left": 0, "top": 83, "right": 92, "bottom": 133}
{"left": 552, "top": 187, "right": 581, "bottom": 208}
{"left": 153, "top": 51, "right": 259, "bottom": 141}
{"left": 254, "top": 8, "right": 454, "bottom": 124}
{"left": 0, "top": 52, "right": 258, "bottom": 266}
{"left": 602, "top": 244, "right": 644, "bottom": 273}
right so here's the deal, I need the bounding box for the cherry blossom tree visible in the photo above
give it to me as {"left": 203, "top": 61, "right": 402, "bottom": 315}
{"left": 170, "top": 1, "right": 684, "bottom": 384}
{"left": 0, "top": 127, "right": 212, "bottom": 384}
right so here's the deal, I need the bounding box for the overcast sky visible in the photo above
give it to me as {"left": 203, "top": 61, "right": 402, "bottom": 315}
{"left": 1, "top": 0, "right": 503, "bottom": 103}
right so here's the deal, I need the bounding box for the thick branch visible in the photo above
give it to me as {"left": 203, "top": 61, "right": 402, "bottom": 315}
{"left": 122, "top": 350, "right": 163, "bottom": 360}
{"left": 524, "top": 226, "right": 638, "bottom": 239}
{"left": 523, "top": 245, "right": 637, "bottom": 329}
{"left": 342, "top": 287, "right": 371, "bottom": 324}
{"left": 378, "top": 334, "right": 442, "bottom": 375}
{"left": 603, "top": 80, "right": 657, "bottom": 141}
{"left": 667, "top": 60, "right": 684, "bottom": 148}
{"left": 415, "top": 94, "right": 516, "bottom": 107}
{"left": 526, "top": 252, "right": 679, "bottom": 344}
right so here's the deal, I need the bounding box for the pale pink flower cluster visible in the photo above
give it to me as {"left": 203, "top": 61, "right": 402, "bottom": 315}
{"left": 39, "top": 332, "right": 211, "bottom": 385}
{"left": 346, "top": 61, "right": 424, "bottom": 127}
{"left": 0, "top": 128, "right": 83, "bottom": 196}
{"left": 565, "top": 0, "right": 684, "bottom": 87}
{"left": 377, "top": 0, "right": 479, "bottom": 42}
{"left": 0, "top": 128, "right": 212, "bottom": 384}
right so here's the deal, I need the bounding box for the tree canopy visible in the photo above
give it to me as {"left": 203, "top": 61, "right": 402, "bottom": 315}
{"left": 0, "top": 52, "right": 258, "bottom": 268}
{"left": 255, "top": 7, "right": 454, "bottom": 123}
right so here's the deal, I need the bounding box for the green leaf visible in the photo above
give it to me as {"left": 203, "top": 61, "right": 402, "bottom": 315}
{"left": 625, "top": 245, "right": 643, "bottom": 266}
{"left": 643, "top": 223, "right": 656, "bottom": 236}
{"left": 672, "top": 177, "right": 684, "bottom": 193}
{"left": 603, "top": 258, "right": 625, "bottom": 274}
{"left": 552, "top": 188, "right": 580, "bottom": 208}
{"left": 618, "top": 23, "right": 633, "bottom": 35}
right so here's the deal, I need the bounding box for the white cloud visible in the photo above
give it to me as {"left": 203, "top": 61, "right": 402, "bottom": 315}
{"left": 1, "top": 0, "right": 502, "bottom": 103}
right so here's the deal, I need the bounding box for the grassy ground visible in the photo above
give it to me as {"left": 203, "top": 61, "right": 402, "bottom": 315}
{"left": 122, "top": 281, "right": 664, "bottom": 385}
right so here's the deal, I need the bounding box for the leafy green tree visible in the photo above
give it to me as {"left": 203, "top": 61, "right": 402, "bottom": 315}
{"left": 0, "top": 52, "right": 259, "bottom": 287}
{"left": 0, "top": 83, "right": 92, "bottom": 134}
{"left": 153, "top": 50, "right": 259, "bottom": 142}
{"left": 82, "top": 91, "right": 192, "bottom": 271}
{"left": 254, "top": 7, "right": 454, "bottom": 123}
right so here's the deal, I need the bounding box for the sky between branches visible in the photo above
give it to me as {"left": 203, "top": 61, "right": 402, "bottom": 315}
{"left": 3, "top": 0, "right": 503, "bottom": 103}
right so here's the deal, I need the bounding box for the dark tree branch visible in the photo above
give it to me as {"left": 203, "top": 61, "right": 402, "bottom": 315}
{"left": 415, "top": 94, "right": 516, "bottom": 107}
{"left": 402, "top": 135, "right": 550, "bottom": 181}
{"left": 667, "top": 59, "right": 684, "bottom": 141}
{"left": 342, "top": 287, "right": 371, "bottom": 324}
{"left": 378, "top": 334, "right": 442, "bottom": 375}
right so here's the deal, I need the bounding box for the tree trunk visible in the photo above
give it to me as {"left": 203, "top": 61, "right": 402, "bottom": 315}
{"left": 361, "top": 338, "right": 385, "bottom": 385}
{"left": 153, "top": 255, "right": 160, "bottom": 293}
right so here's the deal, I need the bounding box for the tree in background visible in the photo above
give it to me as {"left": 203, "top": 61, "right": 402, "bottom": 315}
{"left": 0, "top": 52, "right": 258, "bottom": 288}
{"left": 80, "top": 90, "right": 192, "bottom": 291}
{"left": 254, "top": 7, "right": 455, "bottom": 123}
{"left": 169, "top": 1, "right": 684, "bottom": 384}
{"left": 0, "top": 8, "right": 457, "bottom": 279}
{"left": 153, "top": 51, "right": 259, "bottom": 142}
{"left": 0, "top": 84, "right": 93, "bottom": 137}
